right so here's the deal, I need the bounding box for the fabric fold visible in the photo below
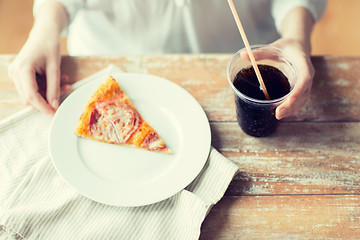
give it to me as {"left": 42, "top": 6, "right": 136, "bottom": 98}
{"left": 0, "top": 65, "right": 239, "bottom": 240}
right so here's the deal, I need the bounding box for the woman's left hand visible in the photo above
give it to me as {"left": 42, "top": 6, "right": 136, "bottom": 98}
{"left": 270, "top": 37, "right": 314, "bottom": 120}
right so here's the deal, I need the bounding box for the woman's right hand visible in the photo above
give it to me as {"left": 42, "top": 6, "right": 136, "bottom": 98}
{"left": 8, "top": 1, "right": 70, "bottom": 115}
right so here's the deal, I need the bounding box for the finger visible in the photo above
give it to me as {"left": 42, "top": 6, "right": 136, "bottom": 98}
{"left": 276, "top": 73, "right": 312, "bottom": 120}
{"left": 275, "top": 94, "right": 297, "bottom": 120}
{"left": 45, "top": 60, "right": 61, "bottom": 110}
{"left": 30, "top": 92, "right": 56, "bottom": 115}
{"left": 276, "top": 80, "right": 309, "bottom": 119}
{"left": 240, "top": 47, "right": 282, "bottom": 62}
{"left": 276, "top": 53, "right": 314, "bottom": 120}
{"left": 21, "top": 72, "right": 55, "bottom": 115}
{"left": 60, "top": 74, "right": 72, "bottom": 95}
{"left": 60, "top": 84, "right": 72, "bottom": 96}
{"left": 60, "top": 74, "right": 69, "bottom": 84}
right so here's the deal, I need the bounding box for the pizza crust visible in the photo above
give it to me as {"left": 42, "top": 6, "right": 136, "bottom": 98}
{"left": 74, "top": 76, "right": 171, "bottom": 154}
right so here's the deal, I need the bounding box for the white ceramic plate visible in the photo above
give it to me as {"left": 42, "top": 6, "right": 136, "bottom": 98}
{"left": 49, "top": 73, "right": 211, "bottom": 207}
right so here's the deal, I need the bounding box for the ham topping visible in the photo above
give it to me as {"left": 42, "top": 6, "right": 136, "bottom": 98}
{"left": 141, "top": 132, "right": 168, "bottom": 151}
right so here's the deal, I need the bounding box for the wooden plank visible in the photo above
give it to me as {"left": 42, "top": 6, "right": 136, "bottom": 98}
{"left": 58, "top": 55, "right": 360, "bottom": 122}
{"left": 200, "top": 195, "right": 360, "bottom": 240}
{"left": 211, "top": 122, "right": 360, "bottom": 195}
{"left": 1, "top": 54, "right": 359, "bottom": 240}
{"left": 141, "top": 55, "right": 360, "bottom": 122}
{"left": 61, "top": 55, "right": 360, "bottom": 122}
{"left": 294, "top": 56, "right": 360, "bottom": 121}
{"left": 1, "top": 55, "right": 360, "bottom": 122}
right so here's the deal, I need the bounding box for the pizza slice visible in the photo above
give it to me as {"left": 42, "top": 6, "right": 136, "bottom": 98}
{"left": 74, "top": 76, "right": 171, "bottom": 154}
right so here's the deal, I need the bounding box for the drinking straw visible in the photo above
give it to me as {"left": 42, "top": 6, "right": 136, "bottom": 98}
{"left": 227, "top": 0, "right": 271, "bottom": 100}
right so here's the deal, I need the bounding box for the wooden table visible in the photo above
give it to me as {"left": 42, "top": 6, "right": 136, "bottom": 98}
{"left": 1, "top": 54, "right": 359, "bottom": 239}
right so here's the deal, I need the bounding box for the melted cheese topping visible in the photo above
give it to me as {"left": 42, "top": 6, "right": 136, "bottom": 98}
{"left": 89, "top": 101, "right": 139, "bottom": 144}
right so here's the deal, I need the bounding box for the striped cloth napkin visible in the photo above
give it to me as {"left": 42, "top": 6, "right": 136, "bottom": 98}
{"left": 0, "top": 65, "right": 239, "bottom": 240}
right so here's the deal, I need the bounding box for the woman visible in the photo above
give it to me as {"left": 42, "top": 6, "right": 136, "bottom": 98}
{"left": 8, "top": 0, "right": 327, "bottom": 119}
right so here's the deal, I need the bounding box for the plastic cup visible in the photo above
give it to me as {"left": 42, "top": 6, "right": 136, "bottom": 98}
{"left": 227, "top": 44, "right": 298, "bottom": 137}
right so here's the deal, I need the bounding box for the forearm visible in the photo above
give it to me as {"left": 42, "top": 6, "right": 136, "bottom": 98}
{"left": 279, "top": 7, "right": 315, "bottom": 55}
{"left": 30, "top": 1, "right": 68, "bottom": 40}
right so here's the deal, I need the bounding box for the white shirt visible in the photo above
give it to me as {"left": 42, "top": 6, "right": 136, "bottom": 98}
{"left": 34, "top": 0, "right": 326, "bottom": 55}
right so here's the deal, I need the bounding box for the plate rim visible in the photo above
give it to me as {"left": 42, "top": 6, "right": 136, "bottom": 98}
{"left": 49, "top": 72, "right": 211, "bottom": 207}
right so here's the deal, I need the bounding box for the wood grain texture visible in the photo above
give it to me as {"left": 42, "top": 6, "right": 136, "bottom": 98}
{"left": 59, "top": 55, "right": 360, "bottom": 123}
{"left": 200, "top": 195, "right": 360, "bottom": 240}
{"left": 2, "top": 55, "right": 359, "bottom": 121}
{"left": 1, "top": 54, "right": 359, "bottom": 239}
{"left": 211, "top": 122, "right": 360, "bottom": 195}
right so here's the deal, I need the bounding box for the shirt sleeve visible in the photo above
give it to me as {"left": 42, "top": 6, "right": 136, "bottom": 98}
{"left": 271, "top": 0, "right": 327, "bottom": 34}
{"left": 33, "top": 0, "right": 85, "bottom": 35}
